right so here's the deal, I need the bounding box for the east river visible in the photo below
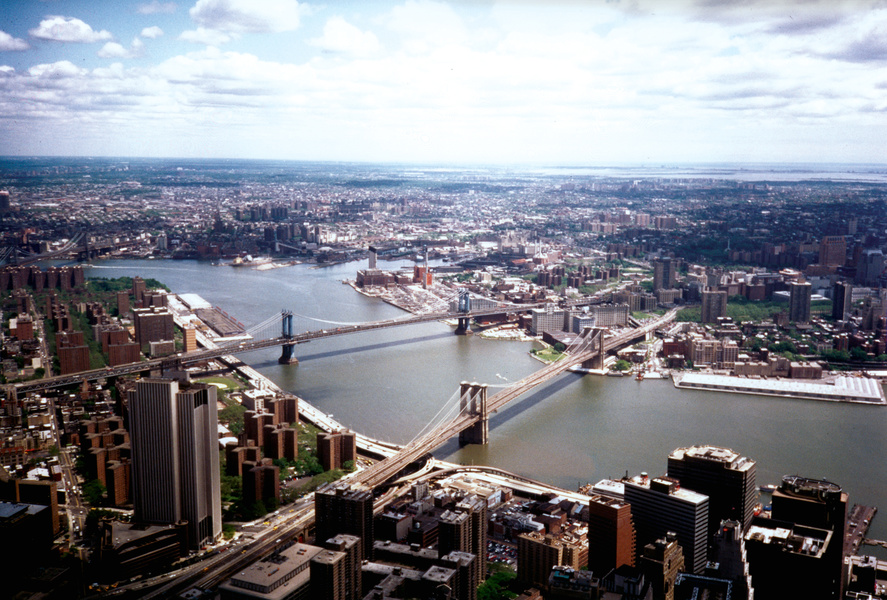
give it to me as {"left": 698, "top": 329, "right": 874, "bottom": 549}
{"left": 76, "top": 258, "right": 887, "bottom": 554}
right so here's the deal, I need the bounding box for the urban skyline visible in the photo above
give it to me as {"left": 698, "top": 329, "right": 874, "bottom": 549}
{"left": 2, "top": 0, "right": 887, "bottom": 164}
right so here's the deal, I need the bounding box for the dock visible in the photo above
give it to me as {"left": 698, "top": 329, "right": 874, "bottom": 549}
{"left": 846, "top": 504, "right": 878, "bottom": 556}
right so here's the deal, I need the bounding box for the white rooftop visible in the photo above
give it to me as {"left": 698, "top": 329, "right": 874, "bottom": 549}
{"left": 674, "top": 372, "right": 886, "bottom": 404}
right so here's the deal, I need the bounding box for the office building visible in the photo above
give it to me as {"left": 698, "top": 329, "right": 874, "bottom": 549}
{"left": 623, "top": 475, "right": 709, "bottom": 574}
{"left": 666, "top": 445, "right": 757, "bottom": 535}
{"left": 639, "top": 533, "right": 684, "bottom": 600}
{"left": 832, "top": 281, "right": 852, "bottom": 321}
{"left": 744, "top": 516, "right": 834, "bottom": 600}
{"left": 128, "top": 378, "right": 222, "bottom": 550}
{"left": 700, "top": 290, "right": 728, "bottom": 324}
{"left": 789, "top": 281, "right": 812, "bottom": 323}
{"left": 770, "top": 475, "right": 847, "bottom": 599}
{"left": 587, "top": 494, "right": 636, "bottom": 575}
{"left": 219, "top": 542, "right": 322, "bottom": 600}
{"left": 653, "top": 258, "right": 677, "bottom": 291}
{"left": 710, "top": 520, "right": 753, "bottom": 598}
{"left": 315, "top": 482, "right": 374, "bottom": 560}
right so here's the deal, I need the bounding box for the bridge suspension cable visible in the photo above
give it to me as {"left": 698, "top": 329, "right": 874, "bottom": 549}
{"left": 404, "top": 388, "right": 465, "bottom": 447}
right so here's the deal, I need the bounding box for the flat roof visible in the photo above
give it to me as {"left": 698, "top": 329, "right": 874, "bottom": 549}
{"left": 674, "top": 372, "right": 886, "bottom": 404}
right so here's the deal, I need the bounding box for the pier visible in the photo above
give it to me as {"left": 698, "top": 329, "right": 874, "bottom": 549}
{"left": 846, "top": 504, "right": 878, "bottom": 556}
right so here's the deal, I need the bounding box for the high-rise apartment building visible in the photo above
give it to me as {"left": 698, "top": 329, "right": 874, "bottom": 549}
{"left": 317, "top": 430, "right": 357, "bottom": 471}
{"left": 128, "top": 378, "right": 221, "bottom": 550}
{"left": 623, "top": 475, "right": 710, "bottom": 574}
{"left": 819, "top": 236, "right": 847, "bottom": 267}
{"left": 456, "top": 495, "right": 488, "bottom": 586}
{"left": 700, "top": 289, "right": 728, "bottom": 324}
{"left": 666, "top": 445, "right": 757, "bottom": 536}
{"left": 133, "top": 307, "right": 175, "bottom": 350}
{"left": 653, "top": 258, "right": 677, "bottom": 291}
{"left": 518, "top": 531, "right": 583, "bottom": 591}
{"left": 832, "top": 281, "right": 852, "bottom": 321}
{"left": 789, "top": 281, "right": 812, "bottom": 323}
{"left": 587, "top": 494, "right": 636, "bottom": 575}
{"left": 314, "top": 482, "right": 374, "bottom": 560}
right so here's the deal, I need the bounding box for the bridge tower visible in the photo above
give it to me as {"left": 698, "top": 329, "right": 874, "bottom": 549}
{"left": 580, "top": 327, "right": 608, "bottom": 371}
{"left": 455, "top": 289, "right": 472, "bottom": 335}
{"left": 278, "top": 310, "right": 299, "bottom": 364}
{"left": 458, "top": 381, "right": 488, "bottom": 446}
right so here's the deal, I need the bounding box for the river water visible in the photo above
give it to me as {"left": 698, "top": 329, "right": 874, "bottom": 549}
{"left": 78, "top": 258, "right": 887, "bottom": 553}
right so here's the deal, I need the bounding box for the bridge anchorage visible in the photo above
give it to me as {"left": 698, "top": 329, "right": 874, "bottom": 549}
{"left": 454, "top": 289, "right": 473, "bottom": 335}
{"left": 278, "top": 310, "right": 299, "bottom": 365}
{"left": 458, "top": 381, "right": 489, "bottom": 446}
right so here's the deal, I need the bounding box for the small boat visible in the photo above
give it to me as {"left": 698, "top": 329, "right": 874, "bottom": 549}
{"left": 635, "top": 371, "right": 645, "bottom": 381}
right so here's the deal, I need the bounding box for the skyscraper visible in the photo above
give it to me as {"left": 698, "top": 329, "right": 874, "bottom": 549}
{"left": 666, "top": 445, "right": 757, "bottom": 536}
{"left": 128, "top": 378, "right": 221, "bottom": 549}
{"left": 314, "top": 482, "right": 374, "bottom": 560}
{"left": 587, "top": 494, "right": 636, "bottom": 575}
{"left": 700, "top": 289, "right": 728, "bottom": 324}
{"left": 789, "top": 281, "right": 812, "bottom": 323}
{"left": 832, "top": 281, "right": 852, "bottom": 321}
{"left": 623, "top": 475, "right": 710, "bottom": 574}
{"left": 770, "top": 475, "right": 847, "bottom": 599}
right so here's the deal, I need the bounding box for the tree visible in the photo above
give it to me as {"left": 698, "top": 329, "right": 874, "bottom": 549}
{"left": 82, "top": 479, "right": 107, "bottom": 505}
{"left": 850, "top": 347, "right": 870, "bottom": 362}
{"left": 553, "top": 342, "right": 566, "bottom": 353}
{"left": 612, "top": 359, "right": 631, "bottom": 371}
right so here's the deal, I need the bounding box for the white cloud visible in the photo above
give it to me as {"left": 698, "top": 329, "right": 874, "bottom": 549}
{"left": 309, "top": 17, "right": 380, "bottom": 56}
{"left": 141, "top": 26, "right": 165, "bottom": 39}
{"left": 29, "top": 16, "right": 114, "bottom": 43}
{"left": 27, "top": 60, "right": 86, "bottom": 79}
{"left": 385, "top": 0, "right": 467, "bottom": 53}
{"left": 179, "top": 27, "right": 237, "bottom": 45}
{"left": 0, "top": 30, "right": 29, "bottom": 51}
{"left": 189, "top": 0, "right": 306, "bottom": 33}
{"left": 98, "top": 38, "right": 145, "bottom": 59}
{"left": 137, "top": 1, "right": 178, "bottom": 15}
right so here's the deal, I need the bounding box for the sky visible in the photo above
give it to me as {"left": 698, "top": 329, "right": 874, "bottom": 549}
{"left": 0, "top": 0, "right": 886, "bottom": 165}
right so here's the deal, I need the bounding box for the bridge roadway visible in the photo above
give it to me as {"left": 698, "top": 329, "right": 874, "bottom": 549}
{"left": 352, "top": 309, "right": 679, "bottom": 489}
{"left": 9, "top": 304, "right": 541, "bottom": 395}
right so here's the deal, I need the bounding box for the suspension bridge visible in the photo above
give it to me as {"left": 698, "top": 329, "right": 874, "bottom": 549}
{"left": 7, "top": 300, "right": 542, "bottom": 396}
{"left": 352, "top": 308, "right": 679, "bottom": 488}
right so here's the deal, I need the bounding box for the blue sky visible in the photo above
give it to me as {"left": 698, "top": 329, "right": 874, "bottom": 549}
{"left": 1, "top": 0, "right": 885, "bottom": 165}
